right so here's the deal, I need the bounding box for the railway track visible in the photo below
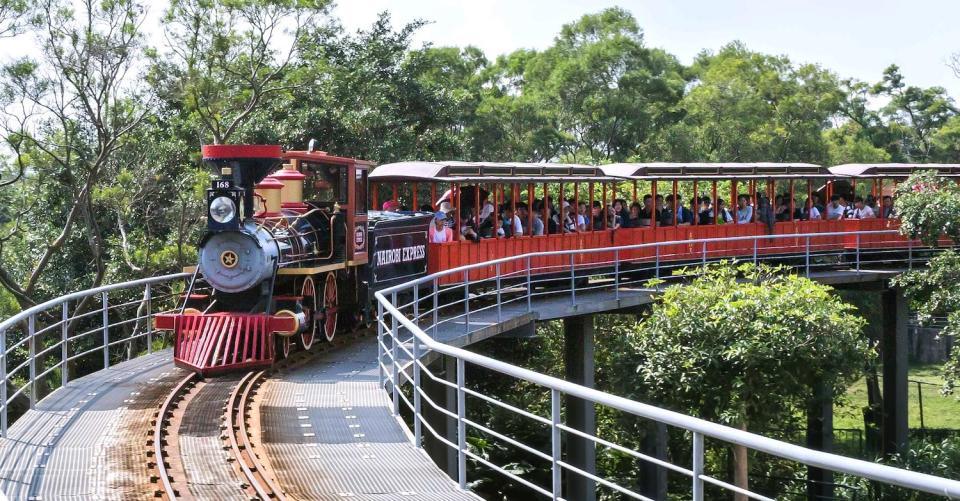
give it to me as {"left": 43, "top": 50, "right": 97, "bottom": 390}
{"left": 148, "top": 328, "right": 372, "bottom": 500}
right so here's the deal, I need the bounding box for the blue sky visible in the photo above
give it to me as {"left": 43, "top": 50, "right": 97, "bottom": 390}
{"left": 336, "top": 0, "right": 960, "bottom": 98}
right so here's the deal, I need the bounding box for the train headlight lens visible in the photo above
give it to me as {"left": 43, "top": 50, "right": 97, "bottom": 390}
{"left": 210, "top": 196, "right": 236, "bottom": 223}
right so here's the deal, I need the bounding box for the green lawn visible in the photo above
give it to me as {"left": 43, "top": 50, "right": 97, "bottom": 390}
{"left": 834, "top": 364, "right": 960, "bottom": 431}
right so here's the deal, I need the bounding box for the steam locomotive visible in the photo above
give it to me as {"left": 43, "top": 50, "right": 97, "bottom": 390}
{"left": 154, "top": 145, "right": 430, "bottom": 375}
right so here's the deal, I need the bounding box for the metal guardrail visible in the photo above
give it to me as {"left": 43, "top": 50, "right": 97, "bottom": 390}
{"left": 374, "top": 230, "right": 960, "bottom": 500}
{"left": 0, "top": 273, "right": 189, "bottom": 436}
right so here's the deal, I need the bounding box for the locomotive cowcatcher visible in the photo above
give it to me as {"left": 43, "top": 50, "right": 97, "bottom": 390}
{"left": 153, "top": 144, "right": 430, "bottom": 375}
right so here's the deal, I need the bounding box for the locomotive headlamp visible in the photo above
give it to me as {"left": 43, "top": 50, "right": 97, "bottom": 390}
{"left": 210, "top": 196, "right": 237, "bottom": 224}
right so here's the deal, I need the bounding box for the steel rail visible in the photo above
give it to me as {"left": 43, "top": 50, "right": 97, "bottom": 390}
{"left": 151, "top": 372, "right": 198, "bottom": 499}
{"left": 226, "top": 370, "right": 287, "bottom": 501}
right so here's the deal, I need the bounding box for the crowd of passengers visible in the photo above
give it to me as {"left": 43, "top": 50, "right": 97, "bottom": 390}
{"left": 405, "top": 192, "right": 898, "bottom": 244}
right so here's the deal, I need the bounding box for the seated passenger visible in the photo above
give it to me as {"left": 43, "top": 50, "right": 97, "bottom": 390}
{"left": 802, "top": 198, "right": 821, "bottom": 220}
{"left": 736, "top": 195, "right": 754, "bottom": 224}
{"left": 607, "top": 206, "right": 622, "bottom": 230}
{"left": 850, "top": 197, "right": 875, "bottom": 219}
{"left": 555, "top": 202, "right": 579, "bottom": 233}
{"left": 665, "top": 195, "right": 693, "bottom": 225}
{"left": 613, "top": 198, "right": 629, "bottom": 224}
{"left": 697, "top": 196, "right": 713, "bottom": 225}
{"left": 576, "top": 202, "right": 589, "bottom": 231}
{"left": 517, "top": 203, "right": 530, "bottom": 235}
{"left": 498, "top": 205, "right": 524, "bottom": 237}
{"left": 459, "top": 208, "right": 480, "bottom": 242}
{"left": 826, "top": 195, "right": 846, "bottom": 220}
{"left": 716, "top": 198, "right": 734, "bottom": 224}
{"left": 774, "top": 195, "right": 790, "bottom": 222}
{"left": 429, "top": 212, "right": 453, "bottom": 243}
{"left": 592, "top": 201, "right": 604, "bottom": 230}
{"left": 623, "top": 202, "right": 643, "bottom": 228}
{"left": 382, "top": 200, "right": 400, "bottom": 212}
{"left": 637, "top": 195, "right": 654, "bottom": 226}
{"left": 881, "top": 195, "right": 896, "bottom": 218}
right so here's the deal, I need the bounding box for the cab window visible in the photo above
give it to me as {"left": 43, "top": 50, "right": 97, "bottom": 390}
{"left": 355, "top": 168, "right": 368, "bottom": 214}
{"left": 303, "top": 162, "right": 347, "bottom": 204}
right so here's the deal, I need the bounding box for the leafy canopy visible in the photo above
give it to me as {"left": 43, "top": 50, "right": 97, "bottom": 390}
{"left": 629, "top": 263, "right": 871, "bottom": 428}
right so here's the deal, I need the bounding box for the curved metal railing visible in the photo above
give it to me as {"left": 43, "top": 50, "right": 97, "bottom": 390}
{"left": 0, "top": 273, "right": 190, "bottom": 435}
{"left": 375, "top": 230, "right": 960, "bottom": 500}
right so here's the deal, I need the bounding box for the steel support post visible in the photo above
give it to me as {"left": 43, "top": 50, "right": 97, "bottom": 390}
{"left": 805, "top": 236, "right": 811, "bottom": 278}
{"left": 378, "top": 300, "right": 384, "bottom": 387}
{"left": 101, "top": 291, "right": 109, "bottom": 369}
{"left": 856, "top": 234, "right": 861, "bottom": 273}
{"left": 807, "top": 381, "right": 835, "bottom": 500}
{"left": 570, "top": 254, "right": 576, "bottom": 306}
{"left": 0, "top": 330, "right": 6, "bottom": 437}
{"left": 433, "top": 279, "right": 439, "bottom": 337}
{"left": 463, "top": 270, "right": 469, "bottom": 334}
{"left": 614, "top": 249, "right": 620, "bottom": 300}
{"left": 145, "top": 284, "right": 152, "bottom": 354}
{"left": 457, "top": 357, "right": 467, "bottom": 489}
{"left": 391, "top": 293, "right": 399, "bottom": 416}
{"left": 692, "top": 432, "right": 704, "bottom": 501}
{"left": 413, "top": 336, "right": 421, "bottom": 448}
{"left": 526, "top": 256, "right": 532, "bottom": 312}
{"left": 61, "top": 302, "right": 69, "bottom": 387}
{"left": 551, "top": 388, "right": 561, "bottom": 500}
{"left": 496, "top": 263, "right": 502, "bottom": 322}
{"left": 28, "top": 315, "right": 36, "bottom": 408}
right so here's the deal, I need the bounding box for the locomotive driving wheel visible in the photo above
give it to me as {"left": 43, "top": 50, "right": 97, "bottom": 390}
{"left": 279, "top": 335, "right": 292, "bottom": 359}
{"left": 301, "top": 277, "right": 317, "bottom": 350}
{"left": 322, "top": 271, "right": 338, "bottom": 342}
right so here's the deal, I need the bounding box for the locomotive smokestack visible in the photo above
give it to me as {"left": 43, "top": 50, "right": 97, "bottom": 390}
{"left": 201, "top": 144, "right": 283, "bottom": 221}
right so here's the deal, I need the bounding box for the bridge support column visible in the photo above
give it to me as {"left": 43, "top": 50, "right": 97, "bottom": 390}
{"left": 806, "top": 382, "right": 833, "bottom": 500}
{"left": 881, "top": 288, "right": 908, "bottom": 457}
{"left": 422, "top": 355, "right": 458, "bottom": 480}
{"left": 639, "top": 422, "right": 668, "bottom": 500}
{"left": 564, "top": 315, "right": 596, "bottom": 501}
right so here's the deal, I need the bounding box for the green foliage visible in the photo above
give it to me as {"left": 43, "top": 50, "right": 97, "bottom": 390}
{"left": 894, "top": 170, "right": 960, "bottom": 246}
{"left": 842, "top": 436, "right": 960, "bottom": 500}
{"left": 629, "top": 263, "right": 872, "bottom": 429}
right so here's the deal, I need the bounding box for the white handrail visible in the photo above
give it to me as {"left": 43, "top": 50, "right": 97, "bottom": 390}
{"left": 375, "top": 229, "right": 960, "bottom": 499}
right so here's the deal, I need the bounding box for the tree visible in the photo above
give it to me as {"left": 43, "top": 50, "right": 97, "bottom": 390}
{"left": 154, "top": 0, "right": 330, "bottom": 145}
{"left": 892, "top": 171, "right": 960, "bottom": 392}
{"left": 0, "top": 0, "right": 152, "bottom": 308}
{"left": 872, "top": 65, "right": 958, "bottom": 162}
{"left": 675, "top": 42, "right": 842, "bottom": 163}
{"left": 628, "top": 263, "right": 871, "bottom": 497}
{"left": 0, "top": 0, "right": 25, "bottom": 38}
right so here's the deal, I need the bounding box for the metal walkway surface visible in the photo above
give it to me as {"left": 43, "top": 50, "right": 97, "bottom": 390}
{"left": 0, "top": 350, "right": 187, "bottom": 500}
{"left": 259, "top": 336, "right": 478, "bottom": 500}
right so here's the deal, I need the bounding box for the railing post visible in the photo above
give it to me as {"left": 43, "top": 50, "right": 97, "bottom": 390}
{"left": 456, "top": 357, "right": 467, "bottom": 490}
{"left": 856, "top": 233, "right": 861, "bottom": 273}
{"left": 570, "top": 254, "right": 576, "bottom": 306}
{"left": 692, "top": 431, "right": 704, "bottom": 501}
{"left": 413, "top": 286, "right": 420, "bottom": 330}
{"left": 413, "top": 335, "right": 421, "bottom": 448}
{"left": 701, "top": 241, "right": 707, "bottom": 271}
{"left": 463, "top": 270, "right": 470, "bottom": 334}
{"left": 614, "top": 248, "right": 620, "bottom": 300}
{"left": 378, "top": 299, "right": 385, "bottom": 388}
{"left": 655, "top": 245, "right": 661, "bottom": 286}
{"left": 753, "top": 237, "right": 758, "bottom": 265}
{"left": 432, "top": 278, "right": 439, "bottom": 337}
{"left": 61, "top": 302, "right": 69, "bottom": 387}
{"left": 144, "top": 284, "right": 152, "bottom": 354}
{"left": 805, "top": 236, "right": 811, "bottom": 278}
{"left": 391, "top": 292, "right": 399, "bottom": 416}
{"left": 551, "top": 388, "right": 561, "bottom": 500}
{"left": 28, "top": 315, "right": 36, "bottom": 408}
{"left": 101, "top": 291, "right": 109, "bottom": 369}
{"left": 908, "top": 239, "right": 913, "bottom": 270}
{"left": 526, "top": 256, "right": 532, "bottom": 312}
{"left": 0, "top": 329, "right": 6, "bottom": 437}
{"left": 496, "top": 263, "right": 502, "bottom": 323}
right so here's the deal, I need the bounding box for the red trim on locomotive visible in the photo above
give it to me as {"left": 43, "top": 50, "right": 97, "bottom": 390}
{"left": 201, "top": 144, "right": 283, "bottom": 159}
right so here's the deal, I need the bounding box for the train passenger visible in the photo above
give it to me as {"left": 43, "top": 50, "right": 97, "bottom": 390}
{"left": 613, "top": 199, "right": 629, "bottom": 224}
{"left": 638, "top": 195, "right": 654, "bottom": 226}
{"left": 498, "top": 205, "right": 524, "bottom": 237}
{"left": 458, "top": 208, "right": 480, "bottom": 242}
{"left": 736, "top": 195, "right": 753, "bottom": 224}
{"left": 517, "top": 203, "right": 530, "bottom": 235}
{"left": 591, "top": 201, "right": 604, "bottom": 230}
{"left": 606, "top": 206, "right": 622, "bottom": 230}
{"left": 774, "top": 195, "right": 789, "bottom": 222}
{"left": 556, "top": 202, "right": 579, "bottom": 233}
{"left": 811, "top": 194, "right": 825, "bottom": 214}
{"left": 623, "top": 202, "right": 643, "bottom": 228}
{"left": 429, "top": 212, "right": 453, "bottom": 243}
{"left": 849, "top": 197, "right": 875, "bottom": 219}
{"left": 881, "top": 196, "right": 895, "bottom": 218}
{"left": 826, "top": 195, "right": 846, "bottom": 220}
{"left": 697, "top": 196, "right": 713, "bottom": 225}
{"left": 801, "top": 198, "right": 822, "bottom": 220}
{"left": 576, "top": 202, "right": 589, "bottom": 231}
{"left": 382, "top": 199, "right": 400, "bottom": 212}
{"left": 716, "top": 198, "right": 734, "bottom": 223}
{"left": 665, "top": 195, "right": 693, "bottom": 225}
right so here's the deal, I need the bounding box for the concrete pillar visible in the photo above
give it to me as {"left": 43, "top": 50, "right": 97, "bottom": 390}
{"left": 564, "top": 315, "right": 596, "bottom": 501}
{"left": 639, "top": 422, "right": 668, "bottom": 500}
{"left": 422, "top": 355, "right": 458, "bottom": 479}
{"left": 881, "top": 288, "right": 909, "bottom": 457}
{"left": 806, "top": 382, "right": 834, "bottom": 500}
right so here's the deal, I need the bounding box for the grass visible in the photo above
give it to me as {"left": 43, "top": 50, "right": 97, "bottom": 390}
{"left": 834, "top": 363, "right": 960, "bottom": 431}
